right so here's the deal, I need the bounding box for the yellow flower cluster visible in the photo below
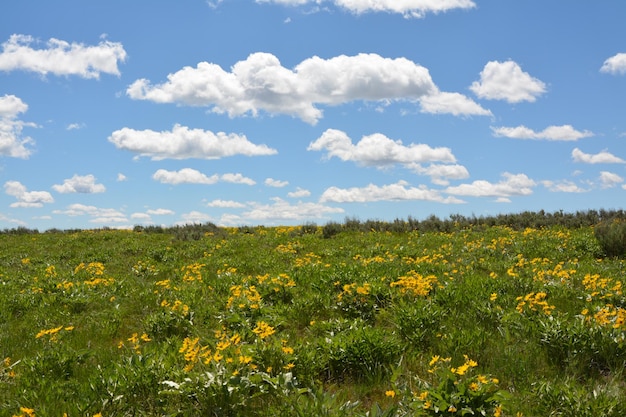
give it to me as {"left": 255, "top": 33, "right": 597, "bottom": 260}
{"left": 161, "top": 299, "right": 190, "bottom": 316}
{"left": 35, "top": 325, "right": 74, "bottom": 342}
{"left": 12, "top": 407, "right": 35, "bottom": 417}
{"left": 179, "top": 329, "right": 253, "bottom": 373}
{"left": 44, "top": 265, "right": 57, "bottom": 278}
{"left": 227, "top": 284, "right": 262, "bottom": 310}
{"left": 294, "top": 252, "right": 322, "bottom": 267}
{"left": 390, "top": 271, "right": 439, "bottom": 297}
{"left": 582, "top": 305, "right": 626, "bottom": 329}
{"left": 337, "top": 282, "right": 371, "bottom": 301}
{"left": 74, "top": 261, "right": 105, "bottom": 276}
{"left": 118, "top": 332, "right": 151, "bottom": 354}
{"left": 181, "top": 262, "right": 205, "bottom": 282}
{"left": 582, "top": 273, "right": 622, "bottom": 301}
{"left": 275, "top": 242, "right": 298, "bottom": 254}
{"left": 252, "top": 321, "right": 276, "bottom": 339}
{"left": 451, "top": 355, "right": 478, "bottom": 376}
{"left": 83, "top": 277, "right": 115, "bottom": 287}
{"left": 256, "top": 273, "right": 296, "bottom": 292}
{"left": 2, "top": 356, "right": 17, "bottom": 379}
{"left": 516, "top": 292, "right": 555, "bottom": 315}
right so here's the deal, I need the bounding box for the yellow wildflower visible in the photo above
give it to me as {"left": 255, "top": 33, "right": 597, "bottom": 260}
{"left": 385, "top": 390, "right": 396, "bottom": 398}
{"left": 252, "top": 321, "right": 276, "bottom": 339}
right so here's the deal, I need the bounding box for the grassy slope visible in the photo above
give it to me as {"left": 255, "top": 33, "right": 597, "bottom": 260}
{"left": 0, "top": 225, "right": 624, "bottom": 416}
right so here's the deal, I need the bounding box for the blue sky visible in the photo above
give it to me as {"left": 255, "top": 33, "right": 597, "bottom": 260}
{"left": 1, "top": 0, "right": 625, "bottom": 229}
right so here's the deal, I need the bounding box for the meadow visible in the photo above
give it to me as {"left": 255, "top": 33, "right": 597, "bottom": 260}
{"left": 1, "top": 211, "right": 625, "bottom": 416}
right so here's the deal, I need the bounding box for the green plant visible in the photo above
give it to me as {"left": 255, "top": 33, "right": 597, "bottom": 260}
{"left": 404, "top": 355, "right": 508, "bottom": 416}
{"left": 594, "top": 220, "right": 626, "bottom": 258}
{"left": 325, "top": 325, "right": 402, "bottom": 383}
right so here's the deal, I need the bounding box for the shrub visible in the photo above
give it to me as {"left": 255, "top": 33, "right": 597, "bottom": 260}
{"left": 322, "top": 221, "right": 343, "bottom": 239}
{"left": 325, "top": 326, "right": 401, "bottom": 383}
{"left": 594, "top": 220, "right": 626, "bottom": 258}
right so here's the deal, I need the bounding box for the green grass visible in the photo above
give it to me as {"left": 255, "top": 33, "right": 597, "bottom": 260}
{"left": 0, "top": 222, "right": 625, "bottom": 416}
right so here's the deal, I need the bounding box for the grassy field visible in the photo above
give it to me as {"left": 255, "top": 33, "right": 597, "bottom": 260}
{"left": 0, "top": 216, "right": 624, "bottom": 416}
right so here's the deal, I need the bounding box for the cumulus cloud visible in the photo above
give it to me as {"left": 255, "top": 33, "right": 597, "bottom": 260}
{"left": 153, "top": 168, "right": 218, "bottom": 185}
{"left": 599, "top": 171, "right": 624, "bottom": 188}
{"left": 256, "top": 0, "right": 476, "bottom": 18}
{"left": 409, "top": 163, "right": 470, "bottom": 186}
{"left": 419, "top": 91, "right": 491, "bottom": 116}
{"left": 492, "top": 125, "right": 593, "bottom": 141}
{"left": 53, "top": 203, "right": 127, "bottom": 223}
{"left": 52, "top": 174, "right": 106, "bottom": 193}
{"left": 108, "top": 124, "right": 277, "bottom": 160}
{"left": 241, "top": 197, "right": 344, "bottom": 221}
{"left": 470, "top": 60, "right": 546, "bottom": 103}
{"left": 127, "top": 52, "right": 488, "bottom": 124}
{"left": 287, "top": 187, "right": 311, "bottom": 198}
{"left": 152, "top": 168, "right": 256, "bottom": 185}
{"left": 146, "top": 208, "right": 175, "bottom": 215}
{"left": 265, "top": 178, "right": 289, "bottom": 187}
{"left": 319, "top": 180, "right": 463, "bottom": 203}
{"left": 178, "top": 211, "right": 215, "bottom": 225}
{"left": 0, "top": 94, "right": 35, "bottom": 158}
{"left": 206, "top": 199, "right": 246, "bottom": 208}
{"left": 130, "top": 212, "right": 152, "bottom": 221}
{"left": 572, "top": 148, "right": 625, "bottom": 164}
{"left": 66, "top": 122, "right": 85, "bottom": 130}
{"left": 4, "top": 180, "right": 54, "bottom": 208}
{"left": 0, "top": 34, "right": 126, "bottom": 78}
{"left": 444, "top": 173, "right": 536, "bottom": 198}
{"left": 541, "top": 180, "right": 587, "bottom": 193}
{"left": 600, "top": 53, "right": 626, "bottom": 75}
{"left": 309, "top": 129, "right": 456, "bottom": 166}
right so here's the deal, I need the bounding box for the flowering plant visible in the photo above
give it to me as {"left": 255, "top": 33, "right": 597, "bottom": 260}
{"left": 408, "top": 355, "right": 508, "bottom": 416}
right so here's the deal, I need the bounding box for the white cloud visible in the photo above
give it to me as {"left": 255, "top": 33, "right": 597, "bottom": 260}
{"left": 206, "top": 199, "right": 246, "bottom": 208}
{"left": 319, "top": 180, "right": 464, "bottom": 203}
{"left": 257, "top": 0, "right": 476, "bottom": 18}
{"left": 53, "top": 203, "right": 128, "bottom": 223}
{"left": 470, "top": 60, "right": 546, "bottom": 103}
{"left": 66, "top": 123, "right": 85, "bottom": 130}
{"left": 127, "top": 52, "right": 486, "bottom": 124}
{"left": 0, "top": 34, "right": 127, "bottom": 78}
{"left": 178, "top": 211, "right": 214, "bottom": 224}
{"left": 147, "top": 208, "right": 175, "bottom": 215}
{"left": 287, "top": 187, "right": 311, "bottom": 198}
{"left": 0, "top": 94, "right": 35, "bottom": 158}
{"left": 572, "top": 148, "right": 625, "bottom": 164}
{"left": 308, "top": 128, "right": 456, "bottom": 167}
{"left": 492, "top": 125, "right": 593, "bottom": 141}
{"left": 130, "top": 212, "right": 152, "bottom": 221}
{"left": 419, "top": 91, "right": 491, "bottom": 116}
{"left": 599, "top": 171, "right": 624, "bottom": 188}
{"left": 541, "top": 180, "right": 587, "bottom": 193}
{"left": 242, "top": 197, "right": 344, "bottom": 221}
{"left": 152, "top": 168, "right": 255, "bottom": 185}
{"left": 4, "top": 180, "right": 54, "bottom": 208}
{"left": 52, "top": 174, "right": 106, "bottom": 193}
{"left": 117, "top": 173, "right": 127, "bottom": 181}
{"left": 221, "top": 173, "right": 256, "bottom": 185}
{"left": 600, "top": 53, "right": 626, "bottom": 75}
{"left": 409, "top": 163, "right": 470, "bottom": 186}
{"left": 153, "top": 168, "right": 218, "bottom": 185}
{"left": 445, "top": 173, "right": 536, "bottom": 197}
{"left": 265, "top": 178, "right": 289, "bottom": 187}
{"left": 0, "top": 212, "right": 27, "bottom": 226}
{"left": 108, "top": 124, "right": 277, "bottom": 160}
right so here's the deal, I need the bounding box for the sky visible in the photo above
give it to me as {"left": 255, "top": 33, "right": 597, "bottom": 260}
{"left": 1, "top": 0, "right": 625, "bottom": 230}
